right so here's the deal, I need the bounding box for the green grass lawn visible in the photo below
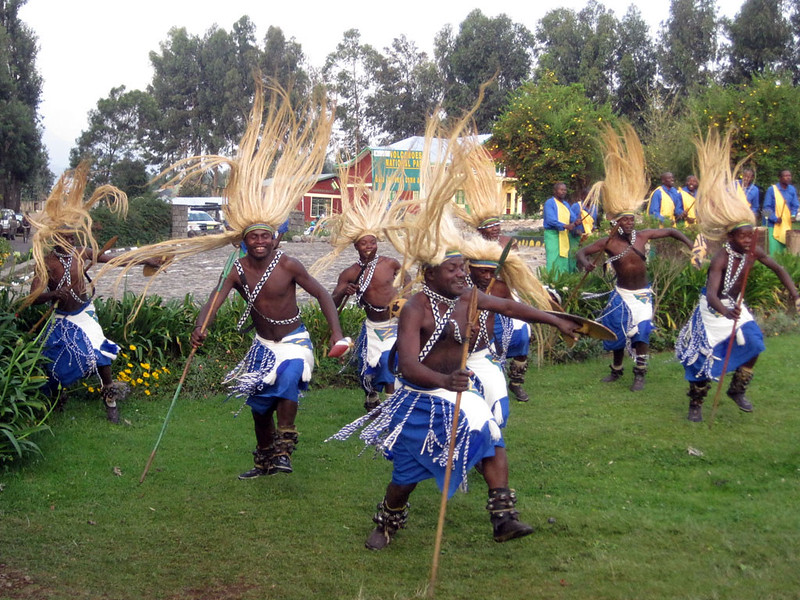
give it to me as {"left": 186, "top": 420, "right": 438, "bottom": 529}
{"left": 2, "top": 334, "right": 800, "bottom": 599}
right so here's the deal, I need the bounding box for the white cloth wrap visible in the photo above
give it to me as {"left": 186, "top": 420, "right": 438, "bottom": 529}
{"left": 466, "top": 348, "right": 507, "bottom": 428}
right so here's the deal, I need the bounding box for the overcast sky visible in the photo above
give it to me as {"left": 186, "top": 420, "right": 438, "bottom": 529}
{"left": 20, "top": 0, "right": 743, "bottom": 175}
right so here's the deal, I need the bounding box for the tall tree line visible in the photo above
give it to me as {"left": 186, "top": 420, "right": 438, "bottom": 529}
{"left": 0, "top": 0, "right": 49, "bottom": 210}
{"left": 8, "top": 0, "right": 800, "bottom": 202}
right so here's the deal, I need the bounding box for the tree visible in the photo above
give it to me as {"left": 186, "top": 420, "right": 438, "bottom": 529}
{"left": 658, "top": 0, "right": 720, "bottom": 94}
{"left": 0, "top": 0, "right": 46, "bottom": 210}
{"left": 534, "top": 1, "right": 620, "bottom": 106}
{"left": 148, "top": 27, "right": 204, "bottom": 165}
{"left": 615, "top": 6, "right": 657, "bottom": 124}
{"left": 366, "top": 35, "right": 444, "bottom": 143}
{"left": 435, "top": 10, "right": 534, "bottom": 131}
{"left": 689, "top": 75, "right": 800, "bottom": 181}
{"left": 110, "top": 157, "right": 150, "bottom": 198}
{"left": 724, "top": 0, "right": 792, "bottom": 83}
{"left": 323, "top": 28, "right": 382, "bottom": 156}
{"left": 147, "top": 20, "right": 263, "bottom": 171}
{"left": 490, "top": 78, "right": 615, "bottom": 211}
{"left": 260, "top": 25, "right": 310, "bottom": 98}
{"left": 790, "top": 0, "right": 800, "bottom": 83}
{"left": 637, "top": 91, "right": 695, "bottom": 187}
{"left": 70, "top": 86, "right": 159, "bottom": 186}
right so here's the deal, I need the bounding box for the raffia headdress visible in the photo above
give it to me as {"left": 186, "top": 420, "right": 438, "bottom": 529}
{"left": 450, "top": 135, "right": 505, "bottom": 231}
{"left": 585, "top": 123, "right": 649, "bottom": 222}
{"left": 459, "top": 233, "right": 550, "bottom": 309}
{"left": 99, "top": 78, "right": 333, "bottom": 286}
{"left": 21, "top": 161, "right": 128, "bottom": 308}
{"left": 694, "top": 127, "right": 754, "bottom": 241}
{"left": 309, "top": 167, "right": 404, "bottom": 277}
{"left": 384, "top": 116, "right": 472, "bottom": 286}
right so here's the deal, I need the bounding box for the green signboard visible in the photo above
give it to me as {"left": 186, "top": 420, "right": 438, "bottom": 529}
{"left": 371, "top": 149, "right": 423, "bottom": 191}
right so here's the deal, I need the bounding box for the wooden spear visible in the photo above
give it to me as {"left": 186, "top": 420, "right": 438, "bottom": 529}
{"left": 707, "top": 240, "right": 757, "bottom": 429}
{"left": 427, "top": 285, "right": 479, "bottom": 597}
{"left": 139, "top": 249, "right": 238, "bottom": 483}
{"left": 427, "top": 240, "right": 513, "bottom": 596}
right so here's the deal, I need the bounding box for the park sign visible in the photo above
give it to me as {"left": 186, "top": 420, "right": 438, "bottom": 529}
{"left": 372, "top": 149, "right": 423, "bottom": 191}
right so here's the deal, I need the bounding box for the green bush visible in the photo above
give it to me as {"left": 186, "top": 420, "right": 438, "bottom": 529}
{"left": 94, "top": 292, "right": 196, "bottom": 362}
{"left": 91, "top": 194, "right": 172, "bottom": 247}
{"left": 0, "top": 291, "right": 53, "bottom": 464}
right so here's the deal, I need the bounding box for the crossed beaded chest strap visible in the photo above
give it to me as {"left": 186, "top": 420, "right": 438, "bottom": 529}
{"left": 234, "top": 251, "right": 301, "bottom": 331}
{"left": 419, "top": 285, "right": 465, "bottom": 361}
{"left": 356, "top": 256, "right": 389, "bottom": 313}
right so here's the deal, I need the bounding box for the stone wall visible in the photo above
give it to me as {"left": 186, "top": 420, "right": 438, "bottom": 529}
{"left": 172, "top": 205, "right": 188, "bottom": 239}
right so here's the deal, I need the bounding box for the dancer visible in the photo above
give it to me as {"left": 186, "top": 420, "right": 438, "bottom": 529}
{"left": 676, "top": 129, "right": 799, "bottom": 422}
{"left": 103, "top": 80, "right": 345, "bottom": 477}
{"left": 314, "top": 173, "right": 409, "bottom": 411}
{"left": 452, "top": 139, "right": 532, "bottom": 401}
{"left": 577, "top": 125, "right": 692, "bottom": 391}
{"left": 329, "top": 113, "right": 581, "bottom": 549}
{"left": 23, "top": 162, "right": 131, "bottom": 423}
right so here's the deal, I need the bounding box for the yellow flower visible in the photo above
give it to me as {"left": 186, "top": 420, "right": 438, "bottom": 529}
{"left": 140, "top": 363, "right": 151, "bottom": 370}
{"left": 137, "top": 378, "right": 143, "bottom": 384}
{"left": 121, "top": 352, "right": 129, "bottom": 359}
{"left": 129, "top": 345, "right": 137, "bottom": 351}
{"left": 143, "top": 372, "right": 150, "bottom": 378}
{"left": 88, "top": 387, "right": 95, "bottom": 393}
{"left": 127, "top": 363, "right": 133, "bottom": 368}
{"left": 145, "top": 389, "right": 151, "bottom": 396}
{"left": 162, "top": 367, "right": 170, "bottom": 374}
{"left": 152, "top": 372, "right": 159, "bottom": 380}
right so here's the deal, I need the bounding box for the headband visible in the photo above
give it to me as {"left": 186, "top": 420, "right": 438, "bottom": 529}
{"left": 243, "top": 223, "right": 275, "bottom": 236}
{"left": 477, "top": 216, "right": 502, "bottom": 229}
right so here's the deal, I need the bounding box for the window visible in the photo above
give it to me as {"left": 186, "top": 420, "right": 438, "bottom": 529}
{"left": 311, "top": 197, "right": 331, "bottom": 218}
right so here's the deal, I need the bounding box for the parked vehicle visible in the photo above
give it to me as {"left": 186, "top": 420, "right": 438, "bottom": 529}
{"left": 187, "top": 210, "right": 222, "bottom": 236}
{"left": 0, "top": 209, "right": 19, "bottom": 240}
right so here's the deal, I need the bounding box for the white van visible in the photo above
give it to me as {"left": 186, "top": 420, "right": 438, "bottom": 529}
{"left": 187, "top": 210, "right": 222, "bottom": 236}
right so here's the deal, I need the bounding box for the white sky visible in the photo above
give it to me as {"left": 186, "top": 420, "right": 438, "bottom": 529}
{"left": 20, "top": 0, "right": 743, "bottom": 174}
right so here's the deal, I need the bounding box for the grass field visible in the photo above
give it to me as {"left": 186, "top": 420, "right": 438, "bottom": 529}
{"left": 2, "top": 334, "right": 800, "bottom": 599}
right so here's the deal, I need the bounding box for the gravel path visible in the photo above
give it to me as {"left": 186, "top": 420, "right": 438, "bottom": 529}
{"left": 4, "top": 219, "right": 546, "bottom": 305}
{"left": 93, "top": 238, "right": 546, "bottom": 304}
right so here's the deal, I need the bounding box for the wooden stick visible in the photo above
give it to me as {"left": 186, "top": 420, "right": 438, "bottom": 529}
{"left": 707, "top": 241, "right": 757, "bottom": 429}
{"left": 428, "top": 286, "right": 478, "bottom": 597}
{"left": 139, "top": 249, "right": 238, "bottom": 483}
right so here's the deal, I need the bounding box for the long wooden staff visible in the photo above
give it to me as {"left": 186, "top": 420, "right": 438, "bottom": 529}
{"left": 427, "top": 285, "right": 479, "bottom": 597}
{"left": 707, "top": 240, "right": 757, "bottom": 429}
{"left": 139, "top": 249, "right": 238, "bottom": 483}
{"left": 427, "top": 241, "right": 514, "bottom": 595}
{"left": 27, "top": 235, "right": 119, "bottom": 334}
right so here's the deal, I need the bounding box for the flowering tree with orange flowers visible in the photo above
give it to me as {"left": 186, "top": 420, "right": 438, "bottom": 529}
{"left": 490, "top": 76, "right": 615, "bottom": 212}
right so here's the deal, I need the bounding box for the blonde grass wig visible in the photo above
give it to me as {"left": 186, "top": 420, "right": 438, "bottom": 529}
{"left": 384, "top": 82, "right": 490, "bottom": 283}
{"left": 384, "top": 120, "right": 473, "bottom": 287}
{"left": 460, "top": 233, "right": 551, "bottom": 309}
{"left": 450, "top": 135, "right": 505, "bottom": 231}
{"left": 584, "top": 123, "right": 649, "bottom": 222}
{"left": 309, "top": 167, "right": 405, "bottom": 277}
{"left": 98, "top": 78, "right": 333, "bottom": 286}
{"left": 22, "top": 161, "right": 128, "bottom": 308}
{"left": 459, "top": 231, "right": 550, "bottom": 364}
{"left": 694, "top": 127, "right": 754, "bottom": 241}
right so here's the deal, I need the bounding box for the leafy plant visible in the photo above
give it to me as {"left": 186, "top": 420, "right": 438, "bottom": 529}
{"left": 0, "top": 296, "right": 54, "bottom": 463}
